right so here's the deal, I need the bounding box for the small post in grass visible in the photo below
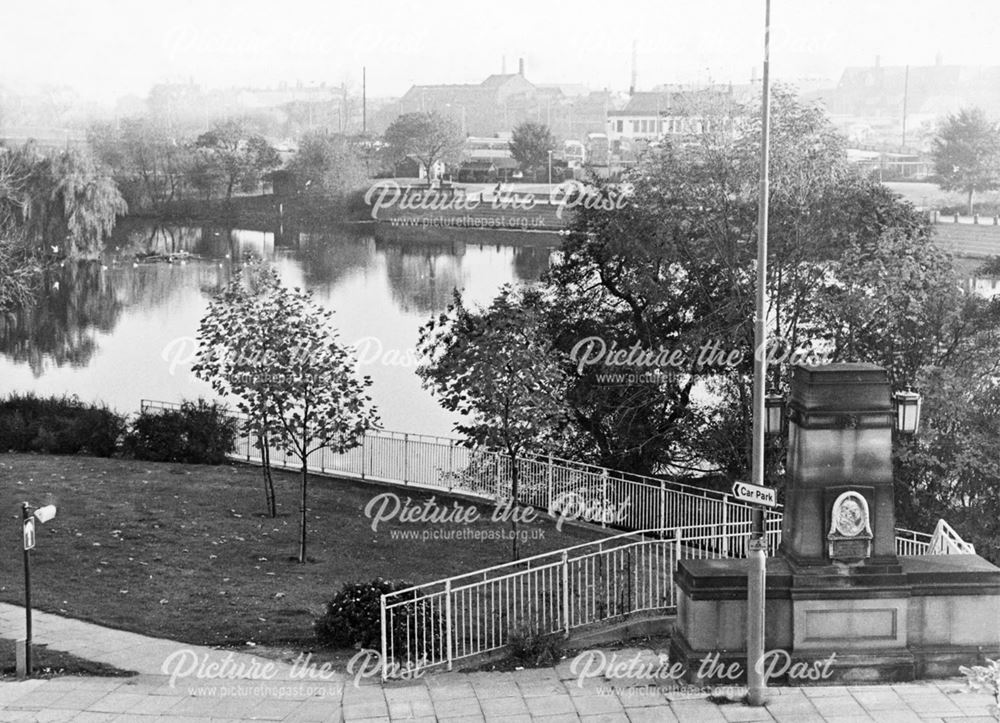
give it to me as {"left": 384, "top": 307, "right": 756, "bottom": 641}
{"left": 18, "top": 502, "right": 56, "bottom": 678}
{"left": 20, "top": 502, "right": 34, "bottom": 678}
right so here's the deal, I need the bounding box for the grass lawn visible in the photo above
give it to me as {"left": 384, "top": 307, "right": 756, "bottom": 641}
{"left": 0, "top": 454, "right": 605, "bottom": 650}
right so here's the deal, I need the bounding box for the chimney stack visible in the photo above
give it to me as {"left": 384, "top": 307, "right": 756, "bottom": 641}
{"left": 518, "top": 57, "right": 524, "bottom": 76}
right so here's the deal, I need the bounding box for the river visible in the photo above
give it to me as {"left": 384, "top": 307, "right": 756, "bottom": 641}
{"left": 0, "top": 219, "right": 558, "bottom": 438}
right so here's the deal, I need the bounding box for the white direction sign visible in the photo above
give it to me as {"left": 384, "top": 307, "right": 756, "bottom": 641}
{"left": 23, "top": 518, "right": 35, "bottom": 551}
{"left": 732, "top": 481, "right": 777, "bottom": 508}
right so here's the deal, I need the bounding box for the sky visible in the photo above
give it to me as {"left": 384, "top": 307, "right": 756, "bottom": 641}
{"left": 2, "top": 0, "right": 1000, "bottom": 103}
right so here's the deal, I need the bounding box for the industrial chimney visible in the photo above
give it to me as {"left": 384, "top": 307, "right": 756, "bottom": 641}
{"left": 518, "top": 57, "right": 524, "bottom": 77}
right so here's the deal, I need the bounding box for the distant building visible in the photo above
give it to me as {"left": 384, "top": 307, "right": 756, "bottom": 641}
{"left": 806, "top": 59, "right": 1000, "bottom": 149}
{"left": 606, "top": 86, "right": 750, "bottom": 155}
{"left": 377, "top": 61, "right": 619, "bottom": 140}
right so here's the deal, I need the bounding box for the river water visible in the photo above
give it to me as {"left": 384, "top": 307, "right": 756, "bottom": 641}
{"left": 0, "top": 219, "right": 557, "bottom": 438}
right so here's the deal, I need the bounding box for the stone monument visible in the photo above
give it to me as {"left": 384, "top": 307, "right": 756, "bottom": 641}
{"left": 670, "top": 363, "right": 1000, "bottom": 683}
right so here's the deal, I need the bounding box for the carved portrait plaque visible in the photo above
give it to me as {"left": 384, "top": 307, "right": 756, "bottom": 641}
{"left": 828, "top": 490, "right": 873, "bottom": 561}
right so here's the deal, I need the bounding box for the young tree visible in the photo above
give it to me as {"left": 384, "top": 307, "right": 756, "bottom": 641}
{"left": 383, "top": 112, "right": 463, "bottom": 181}
{"left": 195, "top": 119, "right": 281, "bottom": 202}
{"left": 268, "top": 286, "right": 380, "bottom": 563}
{"left": 932, "top": 107, "right": 1000, "bottom": 215}
{"left": 418, "top": 286, "right": 571, "bottom": 559}
{"left": 509, "top": 121, "right": 556, "bottom": 179}
{"left": 193, "top": 260, "right": 286, "bottom": 517}
{"left": 195, "top": 263, "right": 379, "bottom": 560}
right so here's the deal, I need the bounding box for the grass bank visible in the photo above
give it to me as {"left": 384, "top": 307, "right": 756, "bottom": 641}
{"left": 0, "top": 454, "right": 603, "bottom": 649}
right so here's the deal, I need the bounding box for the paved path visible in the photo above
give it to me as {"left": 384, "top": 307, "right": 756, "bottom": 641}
{"left": 1, "top": 603, "right": 997, "bottom": 722}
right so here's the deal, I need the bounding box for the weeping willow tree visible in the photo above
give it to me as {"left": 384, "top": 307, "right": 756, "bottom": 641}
{"left": 7, "top": 142, "right": 126, "bottom": 257}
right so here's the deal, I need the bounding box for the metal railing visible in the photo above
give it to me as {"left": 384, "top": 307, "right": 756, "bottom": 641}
{"left": 379, "top": 520, "right": 785, "bottom": 679}
{"left": 929, "top": 519, "right": 977, "bottom": 554}
{"left": 140, "top": 398, "right": 934, "bottom": 550}
{"left": 137, "top": 399, "right": 963, "bottom": 679}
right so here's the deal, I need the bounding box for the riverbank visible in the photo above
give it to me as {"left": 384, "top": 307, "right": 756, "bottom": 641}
{"left": 129, "top": 192, "right": 370, "bottom": 234}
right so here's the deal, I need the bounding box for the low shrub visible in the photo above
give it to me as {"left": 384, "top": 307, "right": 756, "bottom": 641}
{"left": 315, "top": 578, "right": 443, "bottom": 662}
{"left": 507, "top": 619, "right": 564, "bottom": 667}
{"left": 0, "top": 394, "right": 125, "bottom": 456}
{"left": 123, "top": 400, "right": 238, "bottom": 464}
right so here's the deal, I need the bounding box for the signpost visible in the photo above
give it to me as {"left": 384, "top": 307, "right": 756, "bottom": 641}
{"left": 19, "top": 502, "right": 56, "bottom": 678}
{"left": 732, "top": 481, "right": 777, "bottom": 508}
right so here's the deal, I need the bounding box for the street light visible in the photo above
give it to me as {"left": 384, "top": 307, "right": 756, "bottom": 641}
{"left": 764, "top": 392, "right": 785, "bottom": 436}
{"left": 893, "top": 390, "right": 922, "bottom": 434}
{"left": 547, "top": 150, "right": 553, "bottom": 185}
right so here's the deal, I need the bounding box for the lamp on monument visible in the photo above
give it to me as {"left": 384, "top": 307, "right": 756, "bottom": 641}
{"left": 764, "top": 392, "right": 785, "bottom": 436}
{"left": 893, "top": 390, "right": 922, "bottom": 434}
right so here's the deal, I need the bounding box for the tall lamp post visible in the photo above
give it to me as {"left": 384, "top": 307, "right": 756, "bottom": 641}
{"left": 547, "top": 150, "right": 553, "bottom": 185}
{"left": 747, "top": 0, "right": 772, "bottom": 708}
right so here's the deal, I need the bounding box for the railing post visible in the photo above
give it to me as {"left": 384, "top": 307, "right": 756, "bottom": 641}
{"left": 448, "top": 444, "right": 455, "bottom": 491}
{"left": 659, "top": 481, "right": 666, "bottom": 536}
{"left": 403, "top": 434, "right": 409, "bottom": 484}
{"left": 561, "top": 550, "right": 570, "bottom": 637}
{"left": 547, "top": 456, "right": 554, "bottom": 508}
{"left": 601, "top": 471, "right": 608, "bottom": 529}
{"left": 445, "top": 580, "right": 453, "bottom": 671}
{"left": 721, "top": 496, "right": 729, "bottom": 557}
{"left": 380, "top": 594, "right": 388, "bottom": 681}
{"left": 674, "top": 527, "right": 682, "bottom": 565}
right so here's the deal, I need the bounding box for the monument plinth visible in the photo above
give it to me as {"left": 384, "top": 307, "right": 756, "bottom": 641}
{"left": 670, "top": 363, "right": 1000, "bottom": 683}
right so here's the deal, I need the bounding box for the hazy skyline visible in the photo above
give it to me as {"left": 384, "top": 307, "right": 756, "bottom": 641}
{"left": 3, "top": 0, "right": 1000, "bottom": 103}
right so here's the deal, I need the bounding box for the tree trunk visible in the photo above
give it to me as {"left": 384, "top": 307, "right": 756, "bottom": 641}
{"left": 298, "top": 457, "right": 308, "bottom": 563}
{"left": 259, "top": 433, "right": 276, "bottom": 518}
{"left": 968, "top": 188, "right": 975, "bottom": 216}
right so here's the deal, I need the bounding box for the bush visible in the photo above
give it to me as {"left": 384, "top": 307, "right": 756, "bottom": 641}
{"left": 123, "top": 399, "right": 238, "bottom": 464}
{"left": 315, "top": 578, "right": 409, "bottom": 650}
{"left": 315, "top": 578, "right": 443, "bottom": 662}
{"left": 0, "top": 394, "right": 125, "bottom": 456}
{"left": 507, "top": 619, "right": 564, "bottom": 667}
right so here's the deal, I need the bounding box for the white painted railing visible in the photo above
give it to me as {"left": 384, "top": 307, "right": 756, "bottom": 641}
{"left": 140, "top": 399, "right": 936, "bottom": 555}
{"left": 379, "top": 521, "right": 784, "bottom": 679}
{"left": 929, "top": 519, "right": 977, "bottom": 554}
{"left": 138, "top": 399, "right": 970, "bottom": 678}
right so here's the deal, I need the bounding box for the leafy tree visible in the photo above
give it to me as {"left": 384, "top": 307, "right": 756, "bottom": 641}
{"left": 418, "top": 286, "right": 571, "bottom": 559}
{"left": 932, "top": 107, "right": 1000, "bottom": 215}
{"left": 193, "top": 260, "right": 287, "bottom": 517}
{"left": 4, "top": 143, "right": 125, "bottom": 256}
{"left": 509, "top": 121, "right": 556, "bottom": 179}
{"left": 88, "top": 118, "right": 194, "bottom": 211}
{"left": 195, "top": 119, "right": 281, "bottom": 202}
{"left": 383, "top": 112, "right": 463, "bottom": 181}
{"left": 196, "top": 262, "right": 379, "bottom": 561}
{"left": 0, "top": 150, "right": 39, "bottom": 310}
{"left": 288, "top": 131, "right": 367, "bottom": 197}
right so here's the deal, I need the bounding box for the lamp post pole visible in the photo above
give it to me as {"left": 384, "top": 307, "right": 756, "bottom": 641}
{"left": 747, "top": 0, "right": 772, "bottom": 708}
{"left": 547, "top": 150, "right": 553, "bottom": 185}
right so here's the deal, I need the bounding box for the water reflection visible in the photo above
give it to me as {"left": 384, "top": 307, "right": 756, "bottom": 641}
{"left": 0, "top": 261, "right": 121, "bottom": 377}
{"left": 0, "top": 219, "right": 558, "bottom": 435}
